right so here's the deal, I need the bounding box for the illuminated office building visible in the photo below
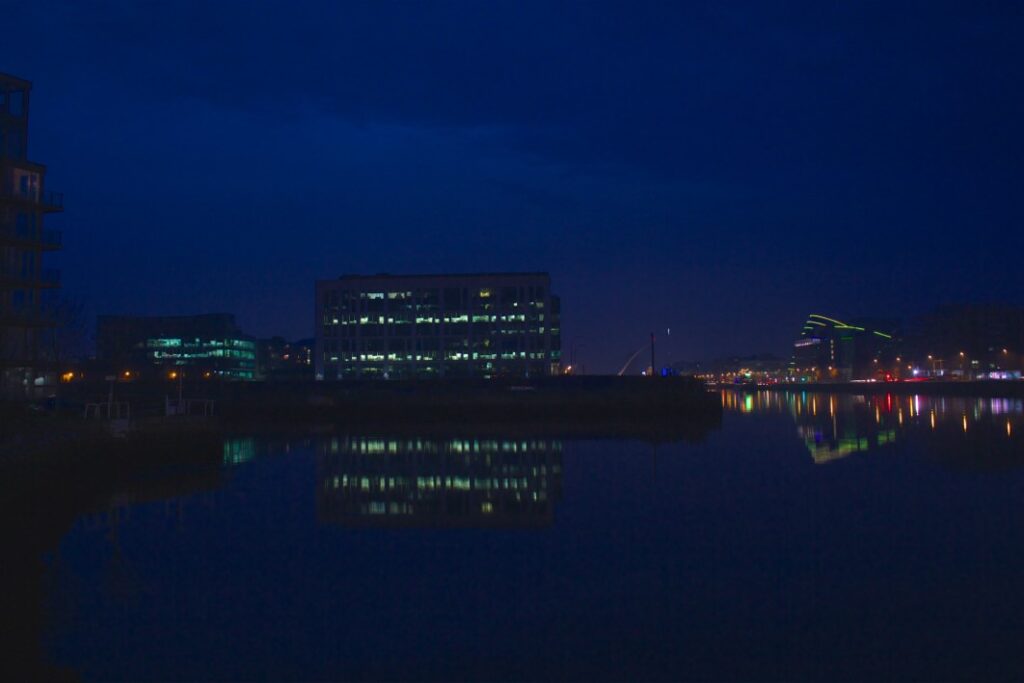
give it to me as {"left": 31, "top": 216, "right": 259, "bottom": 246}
{"left": 0, "top": 73, "right": 63, "bottom": 396}
{"left": 97, "top": 314, "right": 257, "bottom": 379}
{"left": 791, "top": 313, "right": 896, "bottom": 381}
{"left": 315, "top": 272, "right": 561, "bottom": 379}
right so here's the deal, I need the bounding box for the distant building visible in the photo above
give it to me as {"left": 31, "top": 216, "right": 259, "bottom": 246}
{"left": 97, "top": 314, "right": 256, "bottom": 379}
{"left": 902, "top": 304, "right": 1024, "bottom": 378}
{"left": 257, "top": 336, "right": 313, "bottom": 381}
{"left": 681, "top": 354, "right": 788, "bottom": 383}
{"left": 1, "top": 73, "right": 64, "bottom": 397}
{"left": 315, "top": 272, "right": 561, "bottom": 380}
{"left": 791, "top": 313, "right": 896, "bottom": 381}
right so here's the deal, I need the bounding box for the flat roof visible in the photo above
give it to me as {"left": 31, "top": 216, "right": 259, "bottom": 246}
{"left": 333, "top": 272, "right": 549, "bottom": 281}
{"left": 98, "top": 313, "right": 236, "bottom": 321}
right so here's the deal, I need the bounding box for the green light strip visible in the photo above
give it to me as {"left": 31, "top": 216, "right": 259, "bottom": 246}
{"left": 809, "top": 314, "right": 849, "bottom": 326}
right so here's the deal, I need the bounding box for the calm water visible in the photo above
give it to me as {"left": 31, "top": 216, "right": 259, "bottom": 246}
{"left": 30, "top": 392, "right": 1024, "bottom": 680}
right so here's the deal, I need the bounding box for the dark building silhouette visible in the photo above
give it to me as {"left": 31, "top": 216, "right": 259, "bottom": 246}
{"left": 902, "top": 304, "right": 1024, "bottom": 377}
{"left": 0, "top": 73, "right": 63, "bottom": 397}
{"left": 678, "top": 354, "right": 787, "bottom": 382}
{"left": 256, "top": 336, "right": 313, "bottom": 381}
{"left": 316, "top": 436, "right": 563, "bottom": 528}
{"left": 97, "top": 314, "right": 256, "bottom": 379}
{"left": 315, "top": 272, "right": 561, "bottom": 380}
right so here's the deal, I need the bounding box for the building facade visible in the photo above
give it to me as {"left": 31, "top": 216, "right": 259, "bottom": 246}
{"left": 315, "top": 272, "right": 561, "bottom": 380}
{"left": 97, "top": 314, "right": 257, "bottom": 380}
{"left": 257, "top": 336, "right": 314, "bottom": 381}
{"left": 1, "top": 73, "right": 63, "bottom": 397}
{"left": 901, "top": 304, "right": 1024, "bottom": 379}
{"left": 791, "top": 313, "right": 896, "bottom": 381}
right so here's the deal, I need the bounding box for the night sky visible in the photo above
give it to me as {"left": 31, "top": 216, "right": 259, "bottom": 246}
{"left": 6, "top": 2, "right": 1024, "bottom": 372}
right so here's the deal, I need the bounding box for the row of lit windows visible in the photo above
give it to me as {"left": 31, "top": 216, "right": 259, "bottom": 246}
{"left": 325, "top": 351, "right": 555, "bottom": 363}
{"left": 323, "top": 325, "right": 550, "bottom": 341}
{"left": 327, "top": 329, "right": 552, "bottom": 344}
{"left": 327, "top": 474, "right": 546, "bottom": 493}
{"left": 323, "top": 301, "right": 547, "bottom": 315}
{"left": 325, "top": 312, "right": 544, "bottom": 325}
{"left": 144, "top": 337, "right": 255, "bottom": 349}
{"left": 327, "top": 438, "right": 561, "bottom": 455}
{"left": 323, "top": 335, "right": 549, "bottom": 350}
{"left": 150, "top": 349, "right": 256, "bottom": 361}
{"left": 327, "top": 286, "right": 546, "bottom": 302}
{"left": 329, "top": 364, "right": 558, "bottom": 379}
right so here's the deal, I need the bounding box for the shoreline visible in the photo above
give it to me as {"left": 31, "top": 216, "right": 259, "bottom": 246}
{"left": 754, "top": 380, "right": 1024, "bottom": 398}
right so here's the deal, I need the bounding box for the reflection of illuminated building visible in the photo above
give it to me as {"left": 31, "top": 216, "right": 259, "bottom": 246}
{"left": 722, "top": 390, "right": 1024, "bottom": 465}
{"left": 223, "top": 438, "right": 257, "bottom": 466}
{"left": 316, "top": 437, "right": 562, "bottom": 527}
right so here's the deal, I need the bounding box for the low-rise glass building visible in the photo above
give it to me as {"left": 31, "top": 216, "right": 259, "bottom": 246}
{"left": 96, "top": 314, "right": 256, "bottom": 379}
{"left": 315, "top": 272, "right": 561, "bottom": 379}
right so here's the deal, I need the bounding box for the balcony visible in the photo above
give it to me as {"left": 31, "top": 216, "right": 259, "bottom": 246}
{"left": 40, "top": 269, "right": 60, "bottom": 287}
{"left": 0, "top": 187, "right": 64, "bottom": 213}
{"left": 0, "top": 265, "right": 61, "bottom": 289}
{"left": 41, "top": 229, "right": 62, "bottom": 249}
{"left": 0, "top": 223, "right": 62, "bottom": 250}
{"left": 0, "top": 304, "right": 56, "bottom": 328}
{"left": 40, "top": 191, "right": 63, "bottom": 212}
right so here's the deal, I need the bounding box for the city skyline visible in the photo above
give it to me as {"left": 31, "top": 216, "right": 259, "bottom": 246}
{"left": 5, "top": 2, "right": 1024, "bottom": 372}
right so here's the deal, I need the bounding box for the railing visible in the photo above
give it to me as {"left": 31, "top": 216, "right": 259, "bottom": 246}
{"left": 0, "top": 305, "right": 55, "bottom": 326}
{"left": 0, "top": 265, "right": 60, "bottom": 287}
{"left": 41, "top": 229, "right": 62, "bottom": 247}
{"left": 41, "top": 190, "right": 63, "bottom": 210}
{"left": 40, "top": 268, "right": 60, "bottom": 286}
{"left": 0, "top": 223, "right": 62, "bottom": 247}
{"left": 0, "top": 188, "right": 64, "bottom": 211}
{"left": 85, "top": 401, "right": 131, "bottom": 420}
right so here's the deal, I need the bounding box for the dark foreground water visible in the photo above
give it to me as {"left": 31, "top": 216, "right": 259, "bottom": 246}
{"left": 26, "top": 392, "right": 1024, "bottom": 680}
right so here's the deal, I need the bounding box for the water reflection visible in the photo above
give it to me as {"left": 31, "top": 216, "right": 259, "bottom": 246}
{"left": 317, "top": 436, "right": 563, "bottom": 528}
{"left": 723, "top": 389, "right": 1024, "bottom": 466}
{"left": 18, "top": 405, "right": 1024, "bottom": 681}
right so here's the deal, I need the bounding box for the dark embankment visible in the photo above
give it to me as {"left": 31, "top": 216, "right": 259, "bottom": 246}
{"left": 55, "top": 375, "right": 724, "bottom": 442}
{"left": 0, "top": 408, "right": 224, "bottom": 680}
{"left": 220, "top": 376, "right": 721, "bottom": 429}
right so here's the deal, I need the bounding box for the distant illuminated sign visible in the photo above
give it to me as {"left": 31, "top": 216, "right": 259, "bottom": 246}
{"left": 794, "top": 338, "right": 822, "bottom": 348}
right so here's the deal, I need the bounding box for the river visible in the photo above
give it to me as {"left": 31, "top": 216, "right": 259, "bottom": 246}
{"left": 21, "top": 390, "right": 1024, "bottom": 680}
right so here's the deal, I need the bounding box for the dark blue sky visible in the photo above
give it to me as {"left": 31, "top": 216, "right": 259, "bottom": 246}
{"left": 6, "top": 1, "right": 1024, "bottom": 371}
